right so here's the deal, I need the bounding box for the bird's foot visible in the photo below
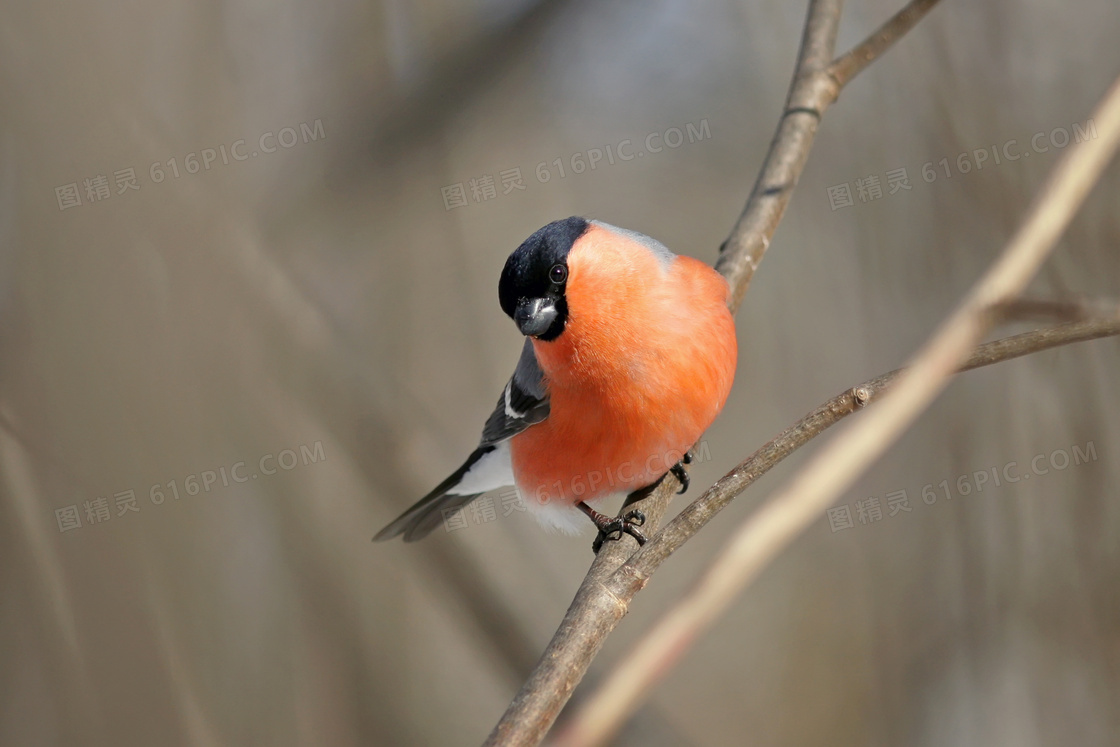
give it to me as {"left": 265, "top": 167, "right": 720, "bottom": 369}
{"left": 578, "top": 502, "right": 648, "bottom": 554}
{"left": 668, "top": 449, "right": 694, "bottom": 494}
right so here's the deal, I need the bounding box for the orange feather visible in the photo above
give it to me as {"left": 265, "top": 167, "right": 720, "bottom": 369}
{"left": 510, "top": 224, "right": 737, "bottom": 508}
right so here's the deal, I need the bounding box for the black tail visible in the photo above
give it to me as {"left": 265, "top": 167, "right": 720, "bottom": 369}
{"left": 372, "top": 447, "right": 492, "bottom": 542}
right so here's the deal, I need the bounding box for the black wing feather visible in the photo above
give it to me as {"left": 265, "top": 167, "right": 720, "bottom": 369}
{"left": 480, "top": 339, "right": 550, "bottom": 446}
{"left": 372, "top": 446, "right": 493, "bottom": 542}
{"left": 374, "top": 340, "right": 551, "bottom": 542}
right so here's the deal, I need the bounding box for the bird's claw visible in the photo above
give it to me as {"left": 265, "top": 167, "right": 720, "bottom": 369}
{"left": 624, "top": 509, "right": 646, "bottom": 528}
{"left": 584, "top": 506, "right": 648, "bottom": 554}
{"left": 669, "top": 459, "right": 690, "bottom": 494}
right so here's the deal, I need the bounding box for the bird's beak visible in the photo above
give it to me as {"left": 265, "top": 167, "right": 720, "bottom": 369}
{"left": 514, "top": 297, "right": 558, "bottom": 337}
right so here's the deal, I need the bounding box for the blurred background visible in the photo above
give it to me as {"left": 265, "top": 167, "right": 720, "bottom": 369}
{"left": 2, "top": 0, "right": 1119, "bottom": 744}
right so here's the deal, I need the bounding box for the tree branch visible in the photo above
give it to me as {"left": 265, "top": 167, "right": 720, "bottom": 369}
{"left": 717, "top": 0, "right": 942, "bottom": 311}
{"left": 716, "top": 0, "right": 843, "bottom": 311}
{"left": 827, "top": 0, "right": 942, "bottom": 88}
{"left": 556, "top": 72, "right": 1120, "bottom": 745}
{"left": 483, "top": 2, "right": 945, "bottom": 744}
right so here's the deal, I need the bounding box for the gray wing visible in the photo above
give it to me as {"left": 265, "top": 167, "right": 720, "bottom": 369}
{"left": 480, "top": 338, "right": 550, "bottom": 446}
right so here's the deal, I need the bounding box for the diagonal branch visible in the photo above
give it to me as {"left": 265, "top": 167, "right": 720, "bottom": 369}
{"left": 827, "top": 0, "right": 942, "bottom": 88}
{"left": 556, "top": 72, "right": 1120, "bottom": 745}
{"left": 484, "top": 2, "right": 944, "bottom": 744}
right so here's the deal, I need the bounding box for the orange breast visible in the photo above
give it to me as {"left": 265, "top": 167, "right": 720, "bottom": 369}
{"left": 509, "top": 227, "right": 737, "bottom": 509}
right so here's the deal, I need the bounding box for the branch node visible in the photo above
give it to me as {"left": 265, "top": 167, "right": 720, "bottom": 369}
{"left": 787, "top": 73, "right": 837, "bottom": 116}
{"left": 852, "top": 386, "right": 872, "bottom": 407}
{"left": 611, "top": 562, "right": 652, "bottom": 597}
{"left": 594, "top": 578, "right": 632, "bottom": 616}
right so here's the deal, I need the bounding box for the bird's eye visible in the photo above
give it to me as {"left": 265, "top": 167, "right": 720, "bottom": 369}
{"left": 549, "top": 263, "right": 568, "bottom": 284}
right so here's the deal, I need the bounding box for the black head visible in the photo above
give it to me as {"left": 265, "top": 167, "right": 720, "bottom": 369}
{"left": 499, "top": 217, "right": 589, "bottom": 341}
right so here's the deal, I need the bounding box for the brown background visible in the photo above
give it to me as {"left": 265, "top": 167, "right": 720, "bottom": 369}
{"left": 2, "top": 1, "right": 1118, "bottom": 745}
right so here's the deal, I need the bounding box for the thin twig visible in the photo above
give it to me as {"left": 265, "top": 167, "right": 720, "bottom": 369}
{"left": 716, "top": 0, "right": 845, "bottom": 311}
{"left": 556, "top": 74, "right": 1120, "bottom": 746}
{"left": 827, "top": 0, "right": 942, "bottom": 88}
{"left": 484, "top": 2, "right": 943, "bottom": 744}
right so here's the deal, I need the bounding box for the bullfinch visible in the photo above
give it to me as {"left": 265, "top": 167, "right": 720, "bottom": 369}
{"left": 374, "top": 217, "right": 737, "bottom": 547}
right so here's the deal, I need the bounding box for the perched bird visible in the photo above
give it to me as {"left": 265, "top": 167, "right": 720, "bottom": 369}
{"left": 374, "top": 217, "right": 737, "bottom": 547}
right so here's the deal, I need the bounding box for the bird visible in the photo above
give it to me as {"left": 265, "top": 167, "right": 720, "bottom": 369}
{"left": 373, "top": 216, "right": 737, "bottom": 548}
